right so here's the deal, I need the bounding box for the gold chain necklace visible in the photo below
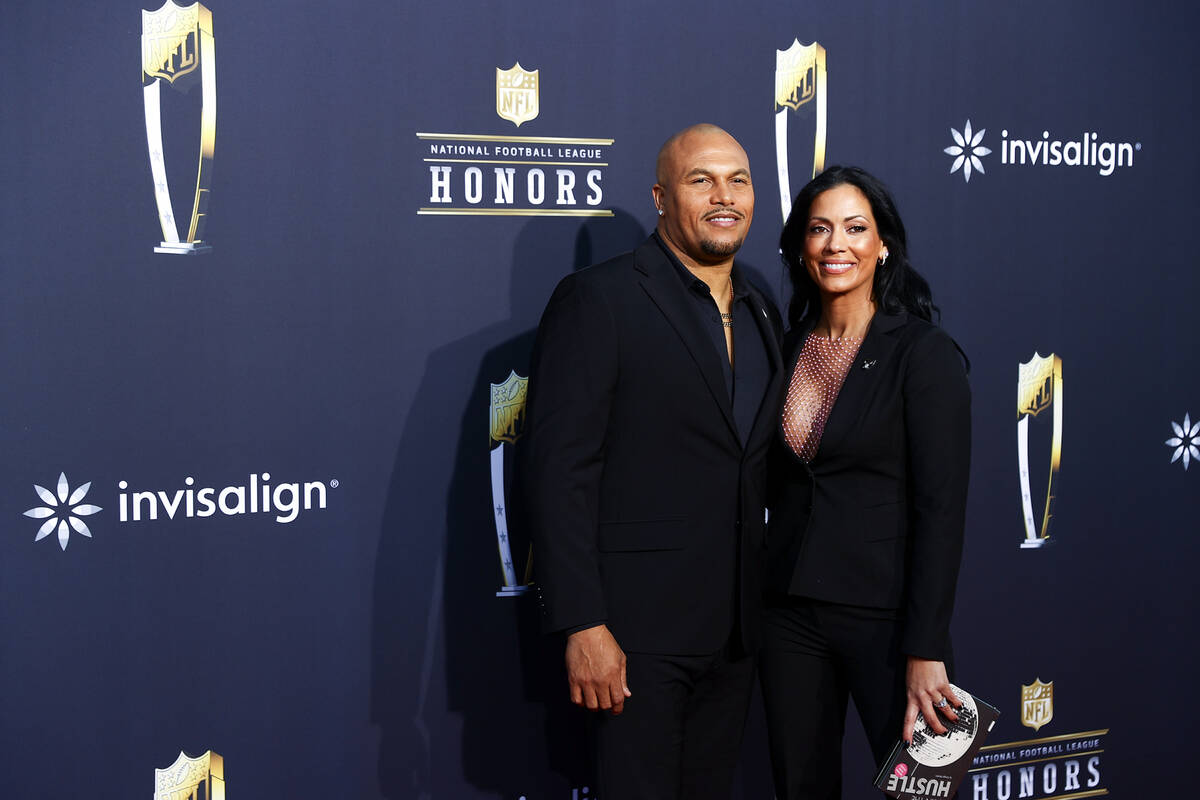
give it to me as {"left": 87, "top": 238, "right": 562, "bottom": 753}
{"left": 720, "top": 276, "right": 734, "bottom": 328}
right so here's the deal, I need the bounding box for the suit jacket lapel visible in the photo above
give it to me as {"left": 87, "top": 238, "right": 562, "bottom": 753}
{"left": 633, "top": 238, "right": 739, "bottom": 441}
{"left": 745, "top": 286, "right": 783, "bottom": 377}
{"left": 742, "top": 284, "right": 784, "bottom": 448}
{"left": 815, "top": 310, "right": 906, "bottom": 460}
{"left": 775, "top": 318, "right": 816, "bottom": 455}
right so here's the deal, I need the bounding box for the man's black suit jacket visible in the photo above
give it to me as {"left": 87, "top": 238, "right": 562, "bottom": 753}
{"left": 765, "top": 311, "right": 970, "bottom": 662}
{"left": 522, "top": 236, "right": 784, "bottom": 656}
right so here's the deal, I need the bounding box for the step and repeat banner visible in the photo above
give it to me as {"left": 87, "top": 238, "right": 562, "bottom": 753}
{"left": 2, "top": 1, "right": 1196, "bottom": 797}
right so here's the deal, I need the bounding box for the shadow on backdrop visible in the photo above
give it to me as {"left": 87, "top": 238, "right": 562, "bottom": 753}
{"left": 370, "top": 209, "right": 647, "bottom": 799}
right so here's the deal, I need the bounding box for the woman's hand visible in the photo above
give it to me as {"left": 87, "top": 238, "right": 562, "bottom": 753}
{"left": 903, "top": 656, "right": 962, "bottom": 742}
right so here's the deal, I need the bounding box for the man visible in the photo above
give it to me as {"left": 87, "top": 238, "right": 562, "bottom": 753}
{"left": 521, "top": 124, "right": 784, "bottom": 798}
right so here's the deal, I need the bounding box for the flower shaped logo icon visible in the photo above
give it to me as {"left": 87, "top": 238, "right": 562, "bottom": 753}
{"left": 1166, "top": 414, "right": 1200, "bottom": 470}
{"left": 945, "top": 120, "right": 992, "bottom": 183}
{"left": 23, "top": 472, "right": 102, "bottom": 550}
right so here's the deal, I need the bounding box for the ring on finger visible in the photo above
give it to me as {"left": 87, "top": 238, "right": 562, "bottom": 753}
{"left": 934, "top": 698, "right": 950, "bottom": 709}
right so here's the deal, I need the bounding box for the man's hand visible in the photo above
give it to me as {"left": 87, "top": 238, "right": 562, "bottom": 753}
{"left": 565, "top": 625, "right": 631, "bottom": 714}
{"left": 903, "top": 656, "right": 961, "bottom": 742}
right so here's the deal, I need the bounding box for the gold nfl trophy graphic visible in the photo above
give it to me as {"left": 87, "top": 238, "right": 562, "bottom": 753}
{"left": 490, "top": 370, "right": 532, "bottom": 596}
{"left": 155, "top": 750, "right": 224, "bottom": 800}
{"left": 1017, "top": 353, "right": 1063, "bottom": 548}
{"left": 496, "top": 63, "right": 539, "bottom": 127}
{"left": 1021, "top": 678, "right": 1054, "bottom": 731}
{"left": 142, "top": 1, "right": 216, "bottom": 254}
{"left": 774, "top": 39, "right": 827, "bottom": 221}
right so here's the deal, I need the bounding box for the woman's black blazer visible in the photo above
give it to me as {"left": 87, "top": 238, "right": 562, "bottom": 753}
{"left": 765, "top": 311, "right": 970, "bottom": 661}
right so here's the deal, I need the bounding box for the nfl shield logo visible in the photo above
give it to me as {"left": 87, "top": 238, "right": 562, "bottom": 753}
{"left": 155, "top": 750, "right": 224, "bottom": 800}
{"left": 490, "top": 370, "right": 529, "bottom": 444}
{"left": 1017, "top": 353, "right": 1058, "bottom": 418}
{"left": 496, "top": 63, "right": 539, "bottom": 127}
{"left": 142, "top": 1, "right": 207, "bottom": 85}
{"left": 775, "top": 39, "right": 823, "bottom": 111}
{"left": 1021, "top": 678, "right": 1054, "bottom": 731}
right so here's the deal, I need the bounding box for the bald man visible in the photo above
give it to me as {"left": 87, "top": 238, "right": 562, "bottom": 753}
{"left": 522, "top": 124, "right": 784, "bottom": 798}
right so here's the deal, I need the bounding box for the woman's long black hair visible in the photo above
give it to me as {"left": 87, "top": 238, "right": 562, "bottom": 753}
{"left": 781, "top": 165, "right": 937, "bottom": 330}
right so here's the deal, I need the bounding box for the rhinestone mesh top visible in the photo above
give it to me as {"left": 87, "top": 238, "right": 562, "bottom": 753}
{"left": 782, "top": 333, "right": 865, "bottom": 462}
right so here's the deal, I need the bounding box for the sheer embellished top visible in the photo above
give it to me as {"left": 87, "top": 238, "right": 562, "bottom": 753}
{"left": 782, "top": 333, "right": 865, "bottom": 462}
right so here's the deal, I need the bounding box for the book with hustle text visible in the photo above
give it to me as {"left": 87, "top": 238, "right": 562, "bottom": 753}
{"left": 874, "top": 685, "right": 1000, "bottom": 800}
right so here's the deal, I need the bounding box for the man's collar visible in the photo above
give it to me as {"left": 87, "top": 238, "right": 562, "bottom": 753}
{"left": 650, "top": 230, "right": 751, "bottom": 300}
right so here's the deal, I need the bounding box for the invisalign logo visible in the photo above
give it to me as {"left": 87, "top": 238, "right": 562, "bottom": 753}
{"left": 19, "top": 470, "right": 340, "bottom": 551}
{"left": 118, "top": 473, "right": 336, "bottom": 524}
{"left": 999, "top": 129, "right": 1139, "bottom": 175}
{"left": 944, "top": 120, "right": 1140, "bottom": 181}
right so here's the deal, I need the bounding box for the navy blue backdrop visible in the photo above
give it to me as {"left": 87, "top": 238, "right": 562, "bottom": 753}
{"left": 2, "top": 1, "right": 1197, "bottom": 797}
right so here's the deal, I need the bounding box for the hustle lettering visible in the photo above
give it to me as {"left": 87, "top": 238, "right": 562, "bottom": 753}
{"left": 885, "top": 773, "right": 952, "bottom": 798}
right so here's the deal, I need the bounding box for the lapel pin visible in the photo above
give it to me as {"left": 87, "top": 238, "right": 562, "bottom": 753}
{"left": 861, "top": 359, "right": 877, "bottom": 370}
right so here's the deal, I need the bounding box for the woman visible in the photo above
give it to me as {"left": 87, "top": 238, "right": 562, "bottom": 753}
{"left": 760, "top": 166, "right": 971, "bottom": 799}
